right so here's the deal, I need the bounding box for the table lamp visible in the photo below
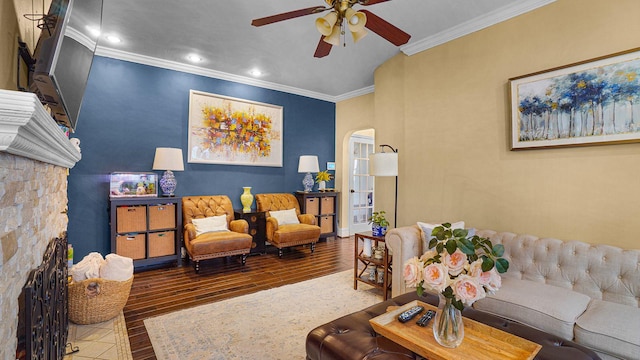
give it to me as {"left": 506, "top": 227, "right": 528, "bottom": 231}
{"left": 152, "top": 147, "right": 184, "bottom": 196}
{"left": 298, "top": 155, "right": 319, "bottom": 192}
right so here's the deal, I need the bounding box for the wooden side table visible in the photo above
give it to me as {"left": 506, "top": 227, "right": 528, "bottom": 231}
{"left": 354, "top": 231, "right": 392, "bottom": 300}
{"left": 234, "top": 210, "right": 266, "bottom": 255}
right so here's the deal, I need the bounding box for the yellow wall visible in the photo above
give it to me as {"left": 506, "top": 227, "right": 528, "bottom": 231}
{"left": 336, "top": 93, "right": 375, "bottom": 234}
{"left": 337, "top": 0, "right": 640, "bottom": 249}
{"left": 1, "top": 0, "right": 48, "bottom": 90}
{"left": 1, "top": 0, "right": 20, "bottom": 90}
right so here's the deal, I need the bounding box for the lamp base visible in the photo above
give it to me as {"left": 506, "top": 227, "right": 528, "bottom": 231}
{"left": 159, "top": 170, "right": 177, "bottom": 196}
{"left": 302, "top": 172, "right": 314, "bottom": 192}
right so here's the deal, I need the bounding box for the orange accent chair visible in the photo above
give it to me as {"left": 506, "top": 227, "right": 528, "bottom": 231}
{"left": 182, "top": 195, "right": 252, "bottom": 273}
{"left": 255, "top": 193, "right": 321, "bottom": 258}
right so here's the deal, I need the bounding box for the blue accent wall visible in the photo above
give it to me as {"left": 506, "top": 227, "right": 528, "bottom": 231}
{"left": 68, "top": 56, "right": 335, "bottom": 260}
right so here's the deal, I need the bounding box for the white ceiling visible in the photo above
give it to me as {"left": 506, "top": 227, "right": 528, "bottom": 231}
{"left": 94, "top": 0, "right": 555, "bottom": 102}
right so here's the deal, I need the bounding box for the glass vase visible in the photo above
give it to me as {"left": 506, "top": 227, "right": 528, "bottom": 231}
{"left": 433, "top": 294, "right": 464, "bottom": 348}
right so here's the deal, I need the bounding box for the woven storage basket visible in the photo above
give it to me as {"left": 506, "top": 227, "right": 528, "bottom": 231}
{"left": 68, "top": 276, "right": 134, "bottom": 325}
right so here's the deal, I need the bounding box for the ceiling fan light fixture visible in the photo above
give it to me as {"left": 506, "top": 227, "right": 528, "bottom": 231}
{"left": 351, "top": 28, "right": 367, "bottom": 43}
{"left": 323, "top": 24, "right": 341, "bottom": 46}
{"left": 345, "top": 8, "right": 366, "bottom": 32}
{"left": 315, "top": 11, "right": 338, "bottom": 36}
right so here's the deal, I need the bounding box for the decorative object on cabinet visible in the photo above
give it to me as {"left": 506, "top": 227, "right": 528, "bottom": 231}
{"left": 369, "top": 144, "right": 398, "bottom": 228}
{"left": 295, "top": 191, "right": 339, "bottom": 238}
{"left": 255, "top": 193, "right": 321, "bottom": 257}
{"left": 109, "top": 172, "right": 157, "bottom": 198}
{"left": 368, "top": 210, "right": 389, "bottom": 236}
{"left": 187, "top": 90, "right": 283, "bottom": 167}
{"left": 234, "top": 210, "right": 267, "bottom": 255}
{"left": 315, "top": 170, "right": 332, "bottom": 191}
{"left": 298, "top": 155, "right": 319, "bottom": 192}
{"left": 110, "top": 197, "right": 182, "bottom": 270}
{"left": 182, "top": 195, "right": 253, "bottom": 273}
{"left": 510, "top": 47, "right": 640, "bottom": 150}
{"left": 152, "top": 147, "right": 184, "bottom": 197}
{"left": 240, "top": 186, "right": 254, "bottom": 213}
{"left": 354, "top": 232, "right": 391, "bottom": 300}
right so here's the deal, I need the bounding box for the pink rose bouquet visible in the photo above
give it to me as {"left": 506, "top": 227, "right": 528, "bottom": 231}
{"left": 403, "top": 223, "right": 509, "bottom": 310}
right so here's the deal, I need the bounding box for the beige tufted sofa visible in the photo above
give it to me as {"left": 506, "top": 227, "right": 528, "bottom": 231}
{"left": 386, "top": 225, "right": 640, "bottom": 360}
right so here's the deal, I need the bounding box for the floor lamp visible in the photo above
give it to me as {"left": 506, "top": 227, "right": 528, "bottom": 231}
{"left": 369, "top": 145, "right": 398, "bottom": 228}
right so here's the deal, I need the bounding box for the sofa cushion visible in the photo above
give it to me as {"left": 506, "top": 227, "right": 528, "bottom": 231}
{"left": 270, "top": 208, "right": 300, "bottom": 225}
{"left": 574, "top": 299, "right": 640, "bottom": 360}
{"left": 473, "top": 277, "right": 591, "bottom": 340}
{"left": 191, "top": 215, "right": 228, "bottom": 236}
{"left": 417, "top": 221, "right": 464, "bottom": 249}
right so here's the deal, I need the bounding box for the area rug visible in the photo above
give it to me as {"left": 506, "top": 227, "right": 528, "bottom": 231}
{"left": 144, "top": 270, "right": 382, "bottom": 359}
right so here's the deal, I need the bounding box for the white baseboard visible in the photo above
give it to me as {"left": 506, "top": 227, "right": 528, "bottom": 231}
{"left": 337, "top": 227, "right": 350, "bottom": 238}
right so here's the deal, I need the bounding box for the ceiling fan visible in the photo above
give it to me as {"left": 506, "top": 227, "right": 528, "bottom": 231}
{"left": 251, "top": 0, "right": 411, "bottom": 58}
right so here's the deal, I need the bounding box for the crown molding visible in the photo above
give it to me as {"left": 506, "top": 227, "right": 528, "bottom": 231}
{"left": 334, "top": 85, "right": 375, "bottom": 102}
{"left": 95, "top": 47, "right": 342, "bottom": 103}
{"left": 0, "top": 90, "right": 81, "bottom": 168}
{"left": 400, "top": 0, "right": 556, "bottom": 56}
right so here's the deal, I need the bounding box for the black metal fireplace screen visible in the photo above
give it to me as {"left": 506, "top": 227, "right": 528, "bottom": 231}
{"left": 18, "top": 234, "right": 69, "bottom": 360}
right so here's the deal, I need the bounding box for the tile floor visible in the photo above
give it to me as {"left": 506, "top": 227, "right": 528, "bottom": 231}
{"left": 63, "top": 315, "right": 132, "bottom": 360}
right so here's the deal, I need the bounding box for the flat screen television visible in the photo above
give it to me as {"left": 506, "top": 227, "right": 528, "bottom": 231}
{"left": 30, "top": 0, "right": 103, "bottom": 131}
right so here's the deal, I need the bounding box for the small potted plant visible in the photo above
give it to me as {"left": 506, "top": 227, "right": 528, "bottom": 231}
{"left": 368, "top": 211, "right": 389, "bottom": 236}
{"left": 315, "top": 170, "right": 332, "bottom": 191}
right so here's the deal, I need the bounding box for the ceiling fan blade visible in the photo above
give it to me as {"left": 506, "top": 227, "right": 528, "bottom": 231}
{"left": 360, "top": 10, "right": 411, "bottom": 46}
{"left": 358, "top": 0, "right": 392, "bottom": 5}
{"left": 314, "top": 36, "right": 332, "bottom": 58}
{"left": 251, "top": 6, "right": 327, "bottom": 27}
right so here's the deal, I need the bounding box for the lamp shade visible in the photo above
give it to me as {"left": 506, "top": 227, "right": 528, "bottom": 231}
{"left": 369, "top": 152, "right": 398, "bottom": 176}
{"left": 298, "top": 155, "right": 319, "bottom": 173}
{"left": 152, "top": 147, "right": 184, "bottom": 171}
{"left": 323, "top": 25, "right": 341, "bottom": 46}
{"left": 345, "top": 8, "right": 366, "bottom": 32}
{"left": 316, "top": 12, "right": 338, "bottom": 36}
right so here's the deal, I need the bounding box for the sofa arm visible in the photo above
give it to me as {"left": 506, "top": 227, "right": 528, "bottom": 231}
{"left": 385, "top": 224, "right": 423, "bottom": 298}
{"left": 265, "top": 217, "right": 279, "bottom": 241}
{"left": 184, "top": 223, "right": 196, "bottom": 242}
{"left": 298, "top": 214, "right": 316, "bottom": 225}
{"left": 229, "top": 219, "right": 249, "bottom": 233}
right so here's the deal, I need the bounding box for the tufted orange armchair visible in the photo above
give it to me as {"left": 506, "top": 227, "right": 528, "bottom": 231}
{"left": 182, "top": 195, "right": 252, "bottom": 273}
{"left": 255, "top": 193, "right": 321, "bottom": 258}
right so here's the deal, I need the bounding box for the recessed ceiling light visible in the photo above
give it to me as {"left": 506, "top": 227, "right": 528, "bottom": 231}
{"left": 187, "top": 54, "right": 203, "bottom": 63}
{"left": 105, "top": 34, "right": 121, "bottom": 43}
{"left": 86, "top": 26, "right": 101, "bottom": 37}
{"left": 249, "top": 69, "right": 262, "bottom": 77}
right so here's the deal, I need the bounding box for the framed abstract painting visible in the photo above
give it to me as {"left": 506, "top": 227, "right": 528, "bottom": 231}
{"left": 509, "top": 48, "right": 640, "bottom": 150}
{"left": 188, "top": 90, "right": 283, "bottom": 166}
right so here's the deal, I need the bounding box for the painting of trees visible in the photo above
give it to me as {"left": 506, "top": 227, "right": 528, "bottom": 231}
{"left": 511, "top": 50, "right": 640, "bottom": 149}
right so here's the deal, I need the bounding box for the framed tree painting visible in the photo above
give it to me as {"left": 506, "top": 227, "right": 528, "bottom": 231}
{"left": 510, "top": 48, "right": 640, "bottom": 150}
{"left": 188, "top": 90, "right": 283, "bottom": 166}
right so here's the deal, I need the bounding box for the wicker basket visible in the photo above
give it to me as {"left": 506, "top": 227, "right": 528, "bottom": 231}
{"left": 68, "top": 276, "right": 134, "bottom": 325}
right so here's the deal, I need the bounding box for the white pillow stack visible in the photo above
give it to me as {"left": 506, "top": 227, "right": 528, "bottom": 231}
{"left": 70, "top": 252, "right": 133, "bottom": 282}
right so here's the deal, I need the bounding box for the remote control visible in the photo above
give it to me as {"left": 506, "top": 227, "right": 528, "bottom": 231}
{"left": 416, "top": 310, "right": 436, "bottom": 327}
{"left": 397, "top": 306, "right": 424, "bottom": 323}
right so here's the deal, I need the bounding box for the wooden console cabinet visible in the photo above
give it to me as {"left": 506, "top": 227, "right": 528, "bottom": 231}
{"left": 109, "top": 197, "right": 182, "bottom": 270}
{"left": 295, "top": 191, "right": 339, "bottom": 238}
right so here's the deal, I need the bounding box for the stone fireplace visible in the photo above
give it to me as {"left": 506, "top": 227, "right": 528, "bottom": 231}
{"left": 0, "top": 89, "right": 81, "bottom": 360}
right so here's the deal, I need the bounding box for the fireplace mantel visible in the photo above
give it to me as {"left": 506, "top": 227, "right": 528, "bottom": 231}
{"left": 0, "top": 89, "right": 81, "bottom": 168}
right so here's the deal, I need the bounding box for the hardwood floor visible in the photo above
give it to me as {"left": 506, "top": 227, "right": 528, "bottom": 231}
{"left": 124, "top": 236, "right": 356, "bottom": 360}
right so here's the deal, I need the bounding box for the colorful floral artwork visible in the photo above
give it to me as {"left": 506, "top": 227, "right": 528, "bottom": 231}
{"left": 188, "top": 90, "right": 282, "bottom": 166}
{"left": 510, "top": 48, "right": 640, "bottom": 149}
